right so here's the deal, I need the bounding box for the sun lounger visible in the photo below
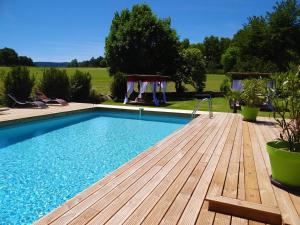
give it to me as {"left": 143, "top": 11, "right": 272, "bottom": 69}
{"left": 36, "top": 91, "right": 68, "bottom": 106}
{"left": 7, "top": 94, "right": 47, "bottom": 108}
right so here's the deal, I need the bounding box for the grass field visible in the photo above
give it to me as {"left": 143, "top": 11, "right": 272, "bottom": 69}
{"left": 0, "top": 67, "right": 225, "bottom": 94}
{"left": 0, "top": 66, "right": 273, "bottom": 117}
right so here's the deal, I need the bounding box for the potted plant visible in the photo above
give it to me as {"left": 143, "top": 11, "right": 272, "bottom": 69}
{"left": 240, "top": 79, "right": 266, "bottom": 121}
{"left": 267, "top": 66, "right": 300, "bottom": 190}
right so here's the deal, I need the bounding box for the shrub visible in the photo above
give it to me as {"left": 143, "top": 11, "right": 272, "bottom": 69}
{"left": 220, "top": 77, "right": 231, "bottom": 94}
{"left": 88, "top": 89, "right": 107, "bottom": 103}
{"left": 70, "top": 70, "right": 92, "bottom": 102}
{"left": 240, "top": 79, "right": 267, "bottom": 107}
{"left": 3, "top": 67, "right": 35, "bottom": 106}
{"left": 110, "top": 73, "right": 127, "bottom": 100}
{"left": 271, "top": 67, "right": 300, "bottom": 151}
{"left": 40, "top": 68, "right": 70, "bottom": 100}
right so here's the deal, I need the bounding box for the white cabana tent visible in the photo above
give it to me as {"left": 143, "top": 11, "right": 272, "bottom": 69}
{"left": 123, "top": 75, "right": 170, "bottom": 106}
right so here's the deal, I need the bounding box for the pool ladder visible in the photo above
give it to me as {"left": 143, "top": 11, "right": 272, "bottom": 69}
{"left": 139, "top": 107, "right": 144, "bottom": 118}
{"left": 191, "top": 94, "right": 213, "bottom": 119}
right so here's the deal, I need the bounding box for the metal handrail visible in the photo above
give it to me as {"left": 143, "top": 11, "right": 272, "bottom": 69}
{"left": 192, "top": 94, "right": 213, "bottom": 119}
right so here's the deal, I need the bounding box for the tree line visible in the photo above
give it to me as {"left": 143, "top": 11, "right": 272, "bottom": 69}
{"left": 0, "top": 48, "right": 34, "bottom": 66}
{"left": 68, "top": 56, "right": 107, "bottom": 67}
{"left": 105, "top": 0, "right": 300, "bottom": 93}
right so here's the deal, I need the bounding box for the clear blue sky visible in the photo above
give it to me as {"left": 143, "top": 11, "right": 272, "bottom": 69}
{"left": 0, "top": 0, "right": 276, "bottom": 62}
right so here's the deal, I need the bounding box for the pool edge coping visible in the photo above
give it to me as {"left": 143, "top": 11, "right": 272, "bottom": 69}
{"left": 0, "top": 104, "right": 213, "bottom": 128}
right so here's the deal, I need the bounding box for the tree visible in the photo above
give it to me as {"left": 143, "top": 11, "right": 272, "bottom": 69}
{"left": 18, "top": 56, "right": 34, "bottom": 66}
{"left": 268, "top": 0, "right": 300, "bottom": 70}
{"left": 68, "top": 59, "right": 79, "bottom": 67}
{"left": 221, "top": 46, "right": 240, "bottom": 72}
{"left": 203, "top": 35, "right": 222, "bottom": 70}
{"left": 105, "top": 4, "right": 180, "bottom": 79}
{"left": 0, "top": 48, "right": 19, "bottom": 66}
{"left": 233, "top": 16, "right": 271, "bottom": 63}
{"left": 219, "top": 38, "right": 231, "bottom": 54}
{"left": 229, "top": 0, "right": 300, "bottom": 72}
{"left": 178, "top": 48, "right": 206, "bottom": 92}
{"left": 179, "top": 38, "right": 190, "bottom": 50}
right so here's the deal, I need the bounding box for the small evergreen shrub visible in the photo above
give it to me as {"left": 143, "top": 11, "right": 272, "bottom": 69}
{"left": 3, "top": 66, "right": 35, "bottom": 106}
{"left": 110, "top": 73, "right": 127, "bottom": 100}
{"left": 70, "top": 70, "right": 91, "bottom": 102}
{"left": 40, "top": 68, "right": 70, "bottom": 100}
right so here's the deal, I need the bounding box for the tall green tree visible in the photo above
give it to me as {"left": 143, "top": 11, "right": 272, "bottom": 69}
{"left": 228, "top": 0, "right": 300, "bottom": 72}
{"left": 221, "top": 46, "right": 240, "bottom": 72}
{"left": 203, "top": 35, "right": 221, "bottom": 69}
{"left": 268, "top": 0, "right": 300, "bottom": 70}
{"left": 177, "top": 48, "right": 206, "bottom": 92}
{"left": 0, "top": 48, "right": 19, "bottom": 66}
{"left": 105, "top": 4, "right": 180, "bottom": 79}
{"left": 68, "top": 59, "right": 79, "bottom": 67}
{"left": 18, "top": 56, "right": 34, "bottom": 66}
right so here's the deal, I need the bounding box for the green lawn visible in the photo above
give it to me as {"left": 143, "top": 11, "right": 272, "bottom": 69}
{"left": 0, "top": 66, "right": 273, "bottom": 117}
{"left": 1, "top": 66, "right": 258, "bottom": 114}
{"left": 0, "top": 66, "right": 225, "bottom": 94}
{"left": 0, "top": 66, "right": 112, "bottom": 94}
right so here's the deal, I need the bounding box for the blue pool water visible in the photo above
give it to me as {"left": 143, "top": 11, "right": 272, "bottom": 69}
{"left": 0, "top": 111, "right": 189, "bottom": 224}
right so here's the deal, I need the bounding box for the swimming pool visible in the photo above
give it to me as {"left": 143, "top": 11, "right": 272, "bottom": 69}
{"left": 0, "top": 110, "right": 189, "bottom": 224}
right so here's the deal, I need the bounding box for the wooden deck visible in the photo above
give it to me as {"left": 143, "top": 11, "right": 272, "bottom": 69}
{"left": 34, "top": 113, "right": 300, "bottom": 225}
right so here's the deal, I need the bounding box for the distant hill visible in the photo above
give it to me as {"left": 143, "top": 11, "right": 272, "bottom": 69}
{"left": 34, "top": 62, "right": 69, "bottom": 67}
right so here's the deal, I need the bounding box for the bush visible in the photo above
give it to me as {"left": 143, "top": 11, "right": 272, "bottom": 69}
{"left": 220, "top": 77, "right": 231, "bottom": 94}
{"left": 110, "top": 73, "right": 127, "bottom": 100}
{"left": 40, "top": 68, "right": 70, "bottom": 100}
{"left": 3, "top": 67, "right": 35, "bottom": 106}
{"left": 271, "top": 67, "right": 300, "bottom": 151}
{"left": 240, "top": 79, "right": 267, "bottom": 107}
{"left": 88, "top": 89, "right": 107, "bottom": 103}
{"left": 70, "top": 70, "right": 92, "bottom": 102}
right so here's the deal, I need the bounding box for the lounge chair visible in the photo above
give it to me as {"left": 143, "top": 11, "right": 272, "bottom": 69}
{"left": 7, "top": 94, "right": 47, "bottom": 108}
{"left": 35, "top": 91, "right": 68, "bottom": 106}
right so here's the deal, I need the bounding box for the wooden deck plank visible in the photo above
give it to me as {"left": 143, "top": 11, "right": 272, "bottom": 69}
{"left": 223, "top": 120, "right": 246, "bottom": 225}
{"left": 248, "top": 122, "right": 278, "bottom": 208}
{"left": 196, "top": 201, "right": 215, "bottom": 225}
{"left": 207, "top": 196, "right": 282, "bottom": 225}
{"left": 242, "top": 121, "right": 261, "bottom": 205}
{"left": 195, "top": 114, "right": 237, "bottom": 225}
{"left": 178, "top": 115, "right": 237, "bottom": 225}
{"left": 213, "top": 119, "right": 242, "bottom": 225}
{"left": 138, "top": 115, "right": 230, "bottom": 225}
{"left": 243, "top": 121, "right": 266, "bottom": 225}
